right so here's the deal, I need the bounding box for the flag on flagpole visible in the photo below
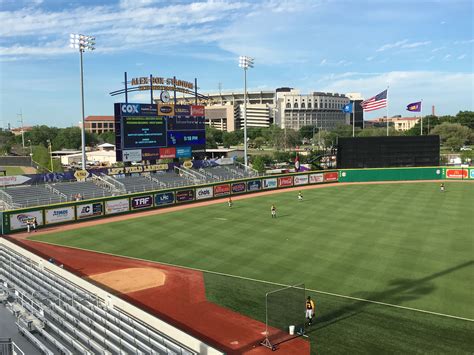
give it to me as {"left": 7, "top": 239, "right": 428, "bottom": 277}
{"left": 361, "top": 89, "right": 387, "bottom": 112}
{"left": 294, "top": 154, "right": 300, "bottom": 172}
{"left": 342, "top": 102, "right": 353, "bottom": 113}
{"left": 406, "top": 101, "right": 422, "bottom": 112}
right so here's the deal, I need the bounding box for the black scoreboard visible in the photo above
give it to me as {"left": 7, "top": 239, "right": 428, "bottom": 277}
{"left": 337, "top": 135, "right": 440, "bottom": 168}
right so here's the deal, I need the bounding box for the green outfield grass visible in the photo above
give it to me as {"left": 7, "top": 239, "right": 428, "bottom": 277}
{"left": 30, "top": 182, "right": 474, "bottom": 354}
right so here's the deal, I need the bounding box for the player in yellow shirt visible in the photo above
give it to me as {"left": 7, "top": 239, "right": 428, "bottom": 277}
{"left": 306, "top": 296, "right": 315, "bottom": 326}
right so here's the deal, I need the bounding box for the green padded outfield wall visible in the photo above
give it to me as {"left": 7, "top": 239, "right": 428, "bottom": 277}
{"left": 338, "top": 167, "right": 444, "bottom": 182}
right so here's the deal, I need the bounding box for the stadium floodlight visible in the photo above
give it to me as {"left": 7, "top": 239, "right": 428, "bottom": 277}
{"left": 69, "top": 33, "right": 96, "bottom": 170}
{"left": 238, "top": 56, "right": 254, "bottom": 168}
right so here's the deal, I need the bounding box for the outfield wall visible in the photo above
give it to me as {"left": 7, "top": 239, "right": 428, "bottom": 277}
{"left": 0, "top": 170, "right": 339, "bottom": 234}
{"left": 2, "top": 166, "right": 473, "bottom": 235}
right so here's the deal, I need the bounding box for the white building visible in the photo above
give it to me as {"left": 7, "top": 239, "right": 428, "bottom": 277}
{"left": 274, "top": 88, "right": 350, "bottom": 130}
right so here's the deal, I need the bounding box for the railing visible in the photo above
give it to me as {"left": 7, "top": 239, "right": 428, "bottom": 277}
{"left": 45, "top": 184, "right": 67, "bottom": 202}
{"left": 97, "top": 174, "right": 125, "bottom": 194}
{"left": 0, "top": 338, "right": 25, "bottom": 355}
{"left": 0, "top": 189, "right": 14, "bottom": 206}
{"left": 143, "top": 173, "right": 166, "bottom": 188}
{"left": 236, "top": 161, "right": 259, "bottom": 176}
{"left": 175, "top": 166, "right": 206, "bottom": 183}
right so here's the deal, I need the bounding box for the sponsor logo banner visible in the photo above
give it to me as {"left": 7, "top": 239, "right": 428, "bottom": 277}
{"left": 176, "top": 189, "right": 194, "bottom": 203}
{"left": 470, "top": 169, "right": 474, "bottom": 179}
{"left": 105, "top": 198, "right": 129, "bottom": 215}
{"left": 9, "top": 211, "right": 43, "bottom": 231}
{"left": 278, "top": 176, "right": 293, "bottom": 187}
{"left": 293, "top": 175, "right": 309, "bottom": 185}
{"left": 76, "top": 202, "right": 103, "bottom": 219}
{"left": 120, "top": 103, "right": 158, "bottom": 116}
{"left": 45, "top": 207, "right": 75, "bottom": 225}
{"left": 214, "top": 184, "right": 230, "bottom": 197}
{"left": 196, "top": 186, "right": 214, "bottom": 200}
{"left": 247, "top": 180, "right": 262, "bottom": 191}
{"left": 159, "top": 147, "right": 176, "bottom": 159}
{"left": 263, "top": 178, "right": 277, "bottom": 189}
{"left": 74, "top": 170, "right": 89, "bottom": 182}
{"left": 191, "top": 105, "right": 205, "bottom": 116}
{"left": 139, "top": 148, "right": 160, "bottom": 161}
{"left": 446, "top": 169, "right": 468, "bottom": 179}
{"left": 309, "top": 173, "right": 324, "bottom": 184}
{"left": 324, "top": 172, "right": 339, "bottom": 182}
{"left": 0, "top": 175, "right": 31, "bottom": 186}
{"left": 157, "top": 104, "right": 175, "bottom": 116}
{"left": 176, "top": 147, "right": 192, "bottom": 158}
{"left": 231, "top": 182, "right": 246, "bottom": 194}
{"left": 123, "top": 149, "right": 142, "bottom": 162}
{"left": 174, "top": 105, "right": 191, "bottom": 116}
{"left": 131, "top": 195, "right": 154, "bottom": 210}
{"left": 155, "top": 192, "right": 175, "bottom": 205}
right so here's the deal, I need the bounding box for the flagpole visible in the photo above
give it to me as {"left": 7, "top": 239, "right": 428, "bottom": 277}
{"left": 352, "top": 100, "right": 355, "bottom": 137}
{"left": 386, "top": 86, "right": 389, "bottom": 136}
{"left": 420, "top": 99, "right": 423, "bottom": 135}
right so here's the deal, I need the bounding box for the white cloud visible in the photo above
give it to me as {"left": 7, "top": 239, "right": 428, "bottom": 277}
{"left": 366, "top": 56, "right": 374, "bottom": 61}
{"left": 457, "top": 54, "right": 466, "bottom": 60}
{"left": 431, "top": 46, "right": 445, "bottom": 52}
{"left": 443, "top": 54, "right": 452, "bottom": 60}
{"left": 320, "top": 58, "right": 327, "bottom": 65}
{"left": 453, "top": 39, "right": 474, "bottom": 44}
{"left": 318, "top": 71, "right": 474, "bottom": 116}
{"left": 376, "top": 39, "right": 409, "bottom": 52}
{"left": 376, "top": 39, "right": 431, "bottom": 52}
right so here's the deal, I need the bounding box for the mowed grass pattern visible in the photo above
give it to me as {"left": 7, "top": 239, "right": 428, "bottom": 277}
{"left": 31, "top": 182, "right": 474, "bottom": 353}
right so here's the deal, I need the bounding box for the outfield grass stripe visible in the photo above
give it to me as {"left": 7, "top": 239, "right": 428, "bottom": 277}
{"left": 32, "top": 240, "right": 474, "bottom": 323}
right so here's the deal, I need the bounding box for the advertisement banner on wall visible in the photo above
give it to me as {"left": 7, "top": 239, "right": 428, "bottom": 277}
{"left": 263, "top": 178, "right": 277, "bottom": 189}
{"left": 45, "top": 206, "right": 75, "bottom": 225}
{"left": 155, "top": 192, "right": 175, "bottom": 206}
{"left": 293, "top": 175, "right": 309, "bottom": 185}
{"left": 323, "top": 172, "right": 339, "bottom": 182}
{"left": 122, "top": 149, "right": 142, "bottom": 162}
{"left": 76, "top": 202, "right": 103, "bottom": 219}
{"left": 0, "top": 175, "right": 31, "bottom": 186}
{"left": 231, "top": 182, "right": 246, "bottom": 194}
{"left": 445, "top": 169, "right": 468, "bottom": 179}
{"left": 196, "top": 186, "right": 214, "bottom": 200}
{"left": 470, "top": 169, "right": 474, "bottom": 179}
{"left": 9, "top": 210, "right": 43, "bottom": 230}
{"left": 247, "top": 180, "right": 261, "bottom": 191}
{"left": 176, "top": 189, "right": 194, "bottom": 203}
{"left": 214, "top": 184, "right": 230, "bottom": 197}
{"left": 278, "top": 176, "right": 293, "bottom": 187}
{"left": 105, "top": 198, "right": 130, "bottom": 215}
{"left": 176, "top": 147, "right": 192, "bottom": 158}
{"left": 159, "top": 147, "right": 176, "bottom": 159}
{"left": 131, "top": 195, "right": 154, "bottom": 210}
{"left": 309, "top": 173, "right": 324, "bottom": 184}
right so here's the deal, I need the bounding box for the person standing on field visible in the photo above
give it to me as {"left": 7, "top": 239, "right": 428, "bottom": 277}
{"left": 298, "top": 191, "right": 303, "bottom": 201}
{"left": 228, "top": 197, "right": 233, "bottom": 207}
{"left": 271, "top": 204, "right": 276, "bottom": 218}
{"left": 440, "top": 183, "right": 445, "bottom": 192}
{"left": 305, "top": 296, "right": 315, "bottom": 326}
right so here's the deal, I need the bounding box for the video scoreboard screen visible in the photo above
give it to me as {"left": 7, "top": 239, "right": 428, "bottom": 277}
{"left": 114, "top": 103, "right": 206, "bottom": 162}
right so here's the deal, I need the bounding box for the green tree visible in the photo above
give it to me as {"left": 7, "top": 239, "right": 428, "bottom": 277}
{"left": 299, "top": 125, "right": 318, "bottom": 140}
{"left": 222, "top": 131, "right": 240, "bottom": 148}
{"left": 430, "top": 122, "right": 471, "bottom": 150}
{"left": 0, "top": 129, "right": 15, "bottom": 154}
{"left": 205, "top": 126, "right": 218, "bottom": 149}
{"left": 99, "top": 131, "right": 115, "bottom": 144}
{"left": 358, "top": 127, "right": 399, "bottom": 137}
{"left": 251, "top": 155, "right": 266, "bottom": 173}
{"left": 253, "top": 136, "right": 266, "bottom": 149}
{"left": 24, "top": 125, "right": 59, "bottom": 147}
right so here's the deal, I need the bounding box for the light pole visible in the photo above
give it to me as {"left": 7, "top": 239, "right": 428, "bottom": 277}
{"left": 239, "top": 55, "right": 254, "bottom": 168}
{"left": 70, "top": 33, "right": 95, "bottom": 171}
{"left": 47, "top": 139, "right": 53, "bottom": 172}
{"left": 28, "top": 139, "right": 32, "bottom": 166}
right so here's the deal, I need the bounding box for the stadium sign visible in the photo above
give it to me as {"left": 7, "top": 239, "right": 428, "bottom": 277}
{"left": 196, "top": 186, "right": 213, "bottom": 200}
{"left": 176, "top": 189, "right": 194, "bottom": 203}
{"left": 45, "top": 207, "right": 75, "bottom": 224}
{"left": 77, "top": 202, "right": 103, "bottom": 219}
{"left": 131, "top": 195, "right": 154, "bottom": 209}
{"left": 9, "top": 211, "right": 43, "bottom": 230}
{"left": 155, "top": 192, "right": 175, "bottom": 205}
{"left": 105, "top": 198, "right": 129, "bottom": 214}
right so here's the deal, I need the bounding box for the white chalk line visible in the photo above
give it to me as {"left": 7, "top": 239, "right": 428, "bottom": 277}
{"left": 31, "top": 240, "right": 474, "bottom": 323}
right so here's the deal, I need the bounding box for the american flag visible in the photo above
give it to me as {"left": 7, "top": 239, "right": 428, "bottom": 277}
{"left": 361, "top": 89, "right": 387, "bottom": 112}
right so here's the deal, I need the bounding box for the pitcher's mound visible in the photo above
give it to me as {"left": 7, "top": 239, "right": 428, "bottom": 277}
{"left": 90, "top": 267, "right": 166, "bottom": 293}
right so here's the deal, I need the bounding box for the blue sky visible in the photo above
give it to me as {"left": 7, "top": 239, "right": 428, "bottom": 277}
{"left": 0, "top": 0, "right": 473, "bottom": 128}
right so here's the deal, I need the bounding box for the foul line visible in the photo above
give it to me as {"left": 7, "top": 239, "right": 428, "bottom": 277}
{"left": 28, "top": 240, "right": 474, "bottom": 323}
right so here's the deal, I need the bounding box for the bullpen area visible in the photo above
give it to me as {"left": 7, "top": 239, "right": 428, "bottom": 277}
{"left": 20, "top": 181, "right": 474, "bottom": 353}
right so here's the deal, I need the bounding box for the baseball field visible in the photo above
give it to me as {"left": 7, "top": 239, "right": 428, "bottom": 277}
{"left": 29, "top": 182, "right": 474, "bottom": 354}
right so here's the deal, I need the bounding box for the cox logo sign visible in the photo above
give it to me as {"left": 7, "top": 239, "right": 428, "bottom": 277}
{"left": 121, "top": 104, "right": 140, "bottom": 114}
